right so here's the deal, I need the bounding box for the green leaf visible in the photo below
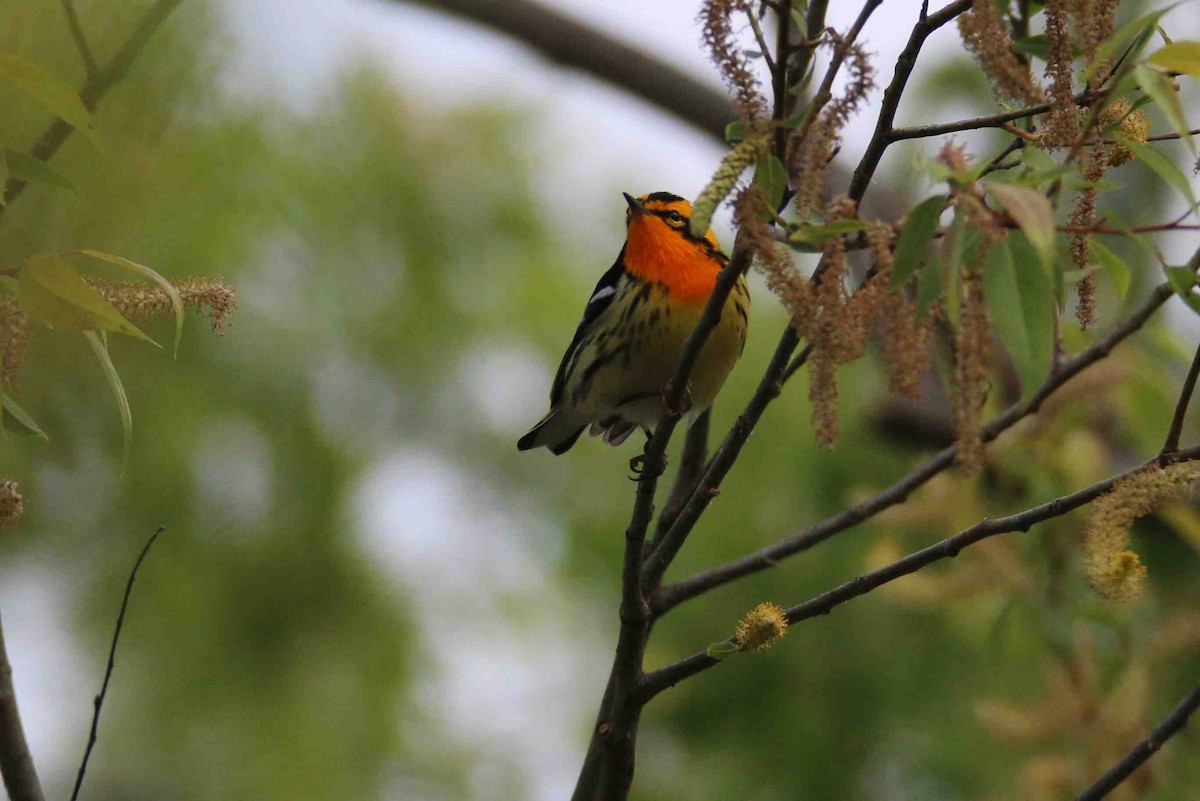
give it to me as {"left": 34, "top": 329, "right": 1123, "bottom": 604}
{"left": 985, "top": 183, "right": 1057, "bottom": 279}
{"left": 1012, "top": 35, "right": 1050, "bottom": 60}
{"left": 17, "top": 254, "right": 157, "bottom": 344}
{"left": 788, "top": 218, "right": 872, "bottom": 247}
{"left": 1089, "top": 239, "right": 1130, "bottom": 297}
{"left": 1082, "top": 7, "right": 1172, "bottom": 84}
{"left": 85, "top": 331, "right": 132, "bottom": 468}
{"left": 0, "top": 276, "right": 17, "bottom": 294}
{"left": 1134, "top": 64, "right": 1195, "bottom": 155}
{"left": 0, "top": 53, "right": 100, "bottom": 149}
{"left": 789, "top": 7, "right": 808, "bottom": 38}
{"left": 0, "top": 149, "right": 7, "bottom": 207}
{"left": 891, "top": 196, "right": 945, "bottom": 288}
{"left": 1146, "top": 41, "right": 1200, "bottom": 76}
{"left": 706, "top": 641, "right": 740, "bottom": 660}
{"left": 754, "top": 155, "right": 788, "bottom": 212}
{"left": 72, "top": 249, "right": 184, "bottom": 357}
{"left": 2, "top": 149, "right": 73, "bottom": 191}
{"left": 1, "top": 391, "right": 48, "bottom": 440}
{"left": 1166, "top": 265, "right": 1197, "bottom": 295}
{"left": 1113, "top": 133, "right": 1198, "bottom": 209}
{"left": 725, "top": 121, "right": 744, "bottom": 143}
{"left": 915, "top": 248, "right": 942, "bottom": 321}
{"left": 985, "top": 234, "right": 1055, "bottom": 398}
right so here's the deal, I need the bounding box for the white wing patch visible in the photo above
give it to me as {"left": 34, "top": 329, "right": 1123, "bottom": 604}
{"left": 588, "top": 285, "right": 617, "bottom": 306}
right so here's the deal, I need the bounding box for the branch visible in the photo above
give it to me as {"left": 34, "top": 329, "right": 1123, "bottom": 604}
{"left": 652, "top": 408, "right": 711, "bottom": 548}
{"left": 60, "top": 0, "right": 99, "bottom": 78}
{"left": 0, "top": 611, "right": 45, "bottom": 801}
{"left": 655, "top": 272, "right": 1187, "bottom": 614}
{"left": 1161, "top": 340, "right": 1200, "bottom": 457}
{"left": 847, "top": 0, "right": 972, "bottom": 204}
{"left": 70, "top": 527, "right": 164, "bottom": 801}
{"left": 1072, "top": 679, "right": 1200, "bottom": 801}
{"left": 889, "top": 102, "right": 1055, "bottom": 141}
{"left": 572, "top": 245, "right": 755, "bottom": 801}
{"left": 394, "top": 0, "right": 734, "bottom": 141}
{"left": 641, "top": 326, "right": 798, "bottom": 589}
{"left": 2, "top": 0, "right": 186, "bottom": 210}
{"left": 640, "top": 446, "right": 1200, "bottom": 699}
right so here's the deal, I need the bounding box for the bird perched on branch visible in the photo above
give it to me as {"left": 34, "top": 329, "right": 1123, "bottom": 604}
{"left": 518, "top": 192, "right": 749, "bottom": 454}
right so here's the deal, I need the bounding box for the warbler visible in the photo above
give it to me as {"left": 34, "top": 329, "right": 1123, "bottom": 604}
{"left": 518, "top": 192, "right": 750, "bottom": 454}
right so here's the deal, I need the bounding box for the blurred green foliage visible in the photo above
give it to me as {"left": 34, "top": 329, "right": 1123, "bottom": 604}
{"left": 1, "top": 1, "right": 1200, "bottom": 800}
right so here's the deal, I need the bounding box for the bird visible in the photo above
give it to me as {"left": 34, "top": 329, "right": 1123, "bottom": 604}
{"left": 517, "top": 191, "right": 750, "bottom": 455}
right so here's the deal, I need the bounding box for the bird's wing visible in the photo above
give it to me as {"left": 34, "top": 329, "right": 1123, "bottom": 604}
{"left": 550, "top": 250, "right": 626, "bottom": 407}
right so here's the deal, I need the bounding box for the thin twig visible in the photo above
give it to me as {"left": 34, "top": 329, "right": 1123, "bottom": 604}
{"left": 0, "top": 611, "right": 45, "bottom": 801}
{"left": 1161, "top": 340, "right": 1200, "bottom": 457}
{"left": 652, "top": 409, "right": 711, "bottom": 549}
{"left": 745, "top": 7, "right": 777, "bottom": 74}
{"left": 1072, "top": 679, "right": 1200, "bottom": 801}
{"left": 639, "top": 447, "right": 1200, "bottom": 699}
{"left": 60, "top": 0, "right": 99, "bottom": 78}
{"left": 2, "top": 0, "right": 187, "bottom": 211}
{"left": 642, "top": 326, "right": 798, "bottom": 589}
{"left": 781, "top": 342, "right": 813, "bottom": 383}
{"left": 888, "top": 83, "right": 1102, "bottom": 143}
{"left": 848, "top": 0, "right": 972, "bottom": 204}
{"left": 70, "top": 526, "right": 165, "bottom": 801}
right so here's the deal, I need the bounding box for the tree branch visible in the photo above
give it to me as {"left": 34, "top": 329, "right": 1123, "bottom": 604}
{"left": 394, "top": 0, "right": 735, "bottom": 141}
{"left": 655, "top": 273, "right": 1187, "bottom": 614}
{"left": 1161, "top": 340, "right": 1200, "bottom": 458}
{"left": 1072, "top": 679, "right": 1200, "bottom": 801}
{"left": 60, "top": 0, "right": 99, "bottom": 78}
{"left": 572, "top": 244, "right": 755, "bottom": 801}
{"left": 847, "top": 0, "right": 973, "bottom": 204}
{"left": 0, "top": 611, "right": 45, "bottom": 801}
{"left": 70, "top": 527, "right": 164, "bottom": 801}
{"left": 640, "top": 446, "right": 1200, "bottom": 699}
{"left": 2, "top": 0, "right": 186, "bottom": 210}
{"left": 652, "top": 409, "right": 711, "bottom": 548}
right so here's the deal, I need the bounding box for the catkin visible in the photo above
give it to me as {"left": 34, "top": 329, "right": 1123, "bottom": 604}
{"left": 1, "top": 296, "right": 29, "bottom": 390}
{"left": 86, "top": 277, "right": 238, "bottom": 332}
{"left": 958, "top": 0, "right": 1044, "bottom": 105}
{"left": 1083, "top": 464, "right": 1198, "bottom": 601}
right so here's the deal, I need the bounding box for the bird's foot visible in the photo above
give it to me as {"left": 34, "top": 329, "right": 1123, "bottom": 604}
{"left": 663, "top": 381, "right": 693, "bottom": 417}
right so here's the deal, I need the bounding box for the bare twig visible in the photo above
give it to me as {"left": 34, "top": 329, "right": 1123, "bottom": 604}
{"left": 60, "top": 0, "right": 99, "bottom": 78}
{"left": 641, "top": 326, "right": 798, "bottom": 590}
{"left": 3, "top": 0, "right": 186, "bottom": 210}
{"left": 640, "top": 447, "right": 1200, "bottom": 699}
{"left": 652, "top": 409, "right": 711, "bottom": 548}
{"left": 848, "top": 0, "right": 973, "bottom": 204}
{"left": 70, "top": 527, "right": 165, "bottom": 801}
{"left": 0, "top": 611, "right": 45, "bottom": 801}
{"left": 1072, "top": 679, "right": 1200, "bottom": 801}
{"left": 1161, "top": 341, "right": 1200, "bottom": 457}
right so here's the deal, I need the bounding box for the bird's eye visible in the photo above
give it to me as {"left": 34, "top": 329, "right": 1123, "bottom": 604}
{"left": 666, "top": 210, "right": 684, "bottom": 223}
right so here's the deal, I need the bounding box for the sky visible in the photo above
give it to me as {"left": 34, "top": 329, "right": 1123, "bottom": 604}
{"left": 5, "top": 1, "right": 1200, "bottom": 799}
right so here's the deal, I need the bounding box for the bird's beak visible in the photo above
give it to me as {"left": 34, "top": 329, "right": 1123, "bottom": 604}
{"left": 623, "top": 192, "right": 645, "bottom": 216}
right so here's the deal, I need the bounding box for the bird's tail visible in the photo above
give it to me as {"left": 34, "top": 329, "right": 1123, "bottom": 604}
{"left": 517, "top": 408, "right": 586, "bottom": 454}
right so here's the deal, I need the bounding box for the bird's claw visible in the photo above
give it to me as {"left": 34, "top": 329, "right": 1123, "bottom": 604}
{"left": 628, "top": 451, "right": 667, "bottom": 481}
{"left": 663, "top": 381, "right": 693, "bottom": 417}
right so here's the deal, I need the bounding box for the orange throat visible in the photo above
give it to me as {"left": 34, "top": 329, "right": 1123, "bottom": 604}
{"left": 623, "top": 220, "right": 720, "bottom": 306}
